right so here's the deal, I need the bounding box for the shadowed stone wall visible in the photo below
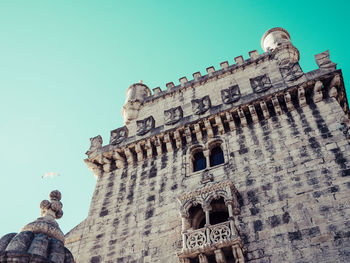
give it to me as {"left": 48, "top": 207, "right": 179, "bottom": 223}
{"left": 65, "top": 28, "right": 350, "bottom": 263}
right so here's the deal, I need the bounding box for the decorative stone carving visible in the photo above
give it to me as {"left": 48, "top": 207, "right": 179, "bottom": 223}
{"left": 201, "top": 169, "right": 214, "bottom": 184}
{"left": 21, "top": 190, "right": 65, "bottom": 242}
{"left": 221, "top": 85, "right": 241, "bottom": 104}
{"left": 110, "top": 126, "right": 128, "bottom": 145}
{"left": 187, "top": 231, "right": 207, "bottom": 249}
{"left": 280, "top": 63, "right": 304, "bottom": 83}
{"left": 86, "top": 135, "right": 102, "bottom": 155}
{"left": 164, "top": 106, "right": 183, "bottom": 125}
{"left": 192, "top": 96, "right": 211, "bottom": 115}
{"left": 315, "top": 50, "right": 337, "bottom": 70}
{"left": 136, "top": 116, "right": 155, "bottom": 136}
{"left": 210, "top": 222, "right": 231, "bottom": 243}
{"left": 178, "top": 180, "right": 237, "bottom": 203}
{"left": 250, "top": 74, "right": 272, "bottom": 93}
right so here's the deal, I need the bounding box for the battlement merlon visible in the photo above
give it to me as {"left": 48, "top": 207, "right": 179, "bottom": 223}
{"left": 120, "top": 27, "right": 303, "bottom": 135}
{"left": 84, "top": 27, "right": 349, "bottom": 177}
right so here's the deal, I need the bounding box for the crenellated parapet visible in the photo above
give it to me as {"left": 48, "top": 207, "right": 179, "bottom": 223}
{"left": 85, "top": 72, "right": 347, "bottom": 178}
{"left": 84, "top": 28, "right": 349, "bottom": 178}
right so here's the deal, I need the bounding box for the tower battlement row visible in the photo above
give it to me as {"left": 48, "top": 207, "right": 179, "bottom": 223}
{"left": 65, "top": 28, "right": 350, "bottom": 263}
{"left": 84, "top": 28, "right": 348, "bottom": 180}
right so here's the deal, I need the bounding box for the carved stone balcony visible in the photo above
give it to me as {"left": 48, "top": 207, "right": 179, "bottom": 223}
{"left": 179, "top": 220, "right": 243, "bottom": 258}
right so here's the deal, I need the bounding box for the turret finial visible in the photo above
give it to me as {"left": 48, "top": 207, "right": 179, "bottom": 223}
{"left": 20, "top": 190, "right": 65, "bottom": 242}
{"left": 40, "top": 190, "right": 63, "bottom": 219}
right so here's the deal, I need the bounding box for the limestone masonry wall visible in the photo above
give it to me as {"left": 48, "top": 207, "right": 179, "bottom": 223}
{"left": 65, "top": 28, "right": 350, "bottom": 263}
{"left": 66, "top": 97, "right": 350, "bottom": 262}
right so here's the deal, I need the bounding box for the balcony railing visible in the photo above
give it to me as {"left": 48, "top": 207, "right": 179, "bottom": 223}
{"left": 182, "top": 220, "right": 239, "bottom": 253}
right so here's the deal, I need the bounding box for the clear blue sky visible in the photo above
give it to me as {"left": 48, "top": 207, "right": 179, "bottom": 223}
{"left": 0, "top": 0, "right": 349, "bottom": 237}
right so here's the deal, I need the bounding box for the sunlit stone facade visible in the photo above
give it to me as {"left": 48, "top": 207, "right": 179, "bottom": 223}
{"left": 65, "top": 28, "right": 350, "bottom": 263}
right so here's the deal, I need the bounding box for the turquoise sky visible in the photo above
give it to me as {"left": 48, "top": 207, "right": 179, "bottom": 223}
{"left": 0, "top": 1, "right": 349, "bottom": 237}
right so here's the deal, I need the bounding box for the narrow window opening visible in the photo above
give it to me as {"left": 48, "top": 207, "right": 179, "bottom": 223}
{"left": 209, "top": 197, "right": 229, "bottom": 225}
{"left": 210, "top": 146, "right": 224, "bottom": 167}
{"left": 189, "top": 204, "right": 205, "bottom": 230}
{"left": 193, "top": 151, "right": 206, "bottom": 172}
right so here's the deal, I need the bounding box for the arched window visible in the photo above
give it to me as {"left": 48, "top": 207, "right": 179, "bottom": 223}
{"left": 192, "top": 150, "right": 206, "bottom": 172}
{"left": 188, "top": 204, "right": 205, "bottom": 230}
{"left": 209, "top": 145, "right": 224, "bottom": 167}
{"left": 209, "top": 197, "right": 229, "bottom": 225}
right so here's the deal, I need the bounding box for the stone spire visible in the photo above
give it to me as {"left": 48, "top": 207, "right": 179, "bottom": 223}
{"left": 20, "top": 190, "right": 65, "bottom": 242}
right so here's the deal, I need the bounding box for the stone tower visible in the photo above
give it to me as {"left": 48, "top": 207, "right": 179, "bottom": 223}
{"left": 65, "top": 27, "right": 350, "bottom": 262}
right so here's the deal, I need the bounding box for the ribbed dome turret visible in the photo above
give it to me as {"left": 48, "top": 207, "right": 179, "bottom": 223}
{"left": 0, "top": 190, "right": 74, "bottom": 263}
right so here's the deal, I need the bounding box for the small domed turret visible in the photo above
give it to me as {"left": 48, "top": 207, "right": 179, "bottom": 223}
{"left": 122, "top": 82, "right": 151, "bottom": 125}
{"left": 261, "top": 27, "right": 299, "bottom": 65}
{"left": 0, "top": 190, "right": 74, "bottom": 263}
{"left": 261, "top": 27, "right": 291, "bottom": 52}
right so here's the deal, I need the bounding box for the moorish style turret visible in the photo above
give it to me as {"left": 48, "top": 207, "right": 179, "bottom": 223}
{"left": 0, "top": 190, "right": 74, "bottom": 263}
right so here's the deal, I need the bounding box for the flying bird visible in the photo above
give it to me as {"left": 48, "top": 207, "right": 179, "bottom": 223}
{"left": 42, "top": 172, "right": 60, "bottom": 179}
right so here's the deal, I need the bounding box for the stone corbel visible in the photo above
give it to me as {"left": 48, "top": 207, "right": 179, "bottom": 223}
{"left": 284, "top": 92, "right": 294, "bottom": 111}
{"left": 174, "top": 130, "right": 182, "bottom": 149}
{"left": 135, "top": 142, "right": 144, "bottom": 162}
{"left": 145, "top": 140, "right": 153, "bottom": 159}
{"left": 124, "top": 147, "right": 134, "bottom": 165}
{"left": 154, "top": 136, "right": 163, "bottom": 155}
{"left": 238, "top": 109, "right": 247, "bottom": 127}
{"left": 164, "top": 134, "right": 173, "bottom": 153}
{"left": 272, "top": 96, "right": 282, "bottom": 115}
{"left": 215, "top": 115, "right": 225, "bottom": 134}
{"left": 298, "top": 86, "right": 307, "bottom": 107}
{"left": 260, "top": 101, "right": 270, "bottom": 119}
{"left": 329, "top": 74, "right": 340, "bottom": 99}
{"left": 185, "top": 127, "right": 192, "bottom": 144}
{"left": 313, "top": 80, "right": 323, "bottom": 103}
{"left": 226, "top": 112, "right": 236, "bottom": 131}
{"left": 113, "top": 151, "right": 125, "bottom": 169}
{"left": 248, "top": 105, "right": 258, "bottom": 124}
{"left": 194, "top": 123, "right": 203, "bottom": 142}
{"left": 204, "top": 119, "right": 214, "bottom": 138}
{"left": 102, "top": 156, "right": 112, "bottom": 173}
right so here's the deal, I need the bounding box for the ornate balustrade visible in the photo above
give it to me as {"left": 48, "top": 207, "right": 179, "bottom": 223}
{"left": 182, "top": 220, "right": 239, "bottom": 254}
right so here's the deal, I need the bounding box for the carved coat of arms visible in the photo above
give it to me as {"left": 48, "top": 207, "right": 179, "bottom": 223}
{"left": 221, "top": 85, "right": 241, "bottom": 104}
{"left": 164, "top": 106, "right": 183, "bottom": 125}
{"left": 192, "top": 96, "right": 211, "bottom": 115}
{"left": 136, "top": 116, "right": 155, "bottom": 136}
{"left": 110, "top": 126, "right": 128, "bottom": 145}
{"left": 280, "top": 63, "right": 304, "bottom": 83}
{"left": 250, "top": 74, "right": 272, "bottom": 93}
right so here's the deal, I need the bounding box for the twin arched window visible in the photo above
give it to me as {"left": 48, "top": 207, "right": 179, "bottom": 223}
{"left": 188, "top": 197, "right": 229, "bottom": 230}
{"left": 191, "top": 142, "right": 224, "bottom": 172}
